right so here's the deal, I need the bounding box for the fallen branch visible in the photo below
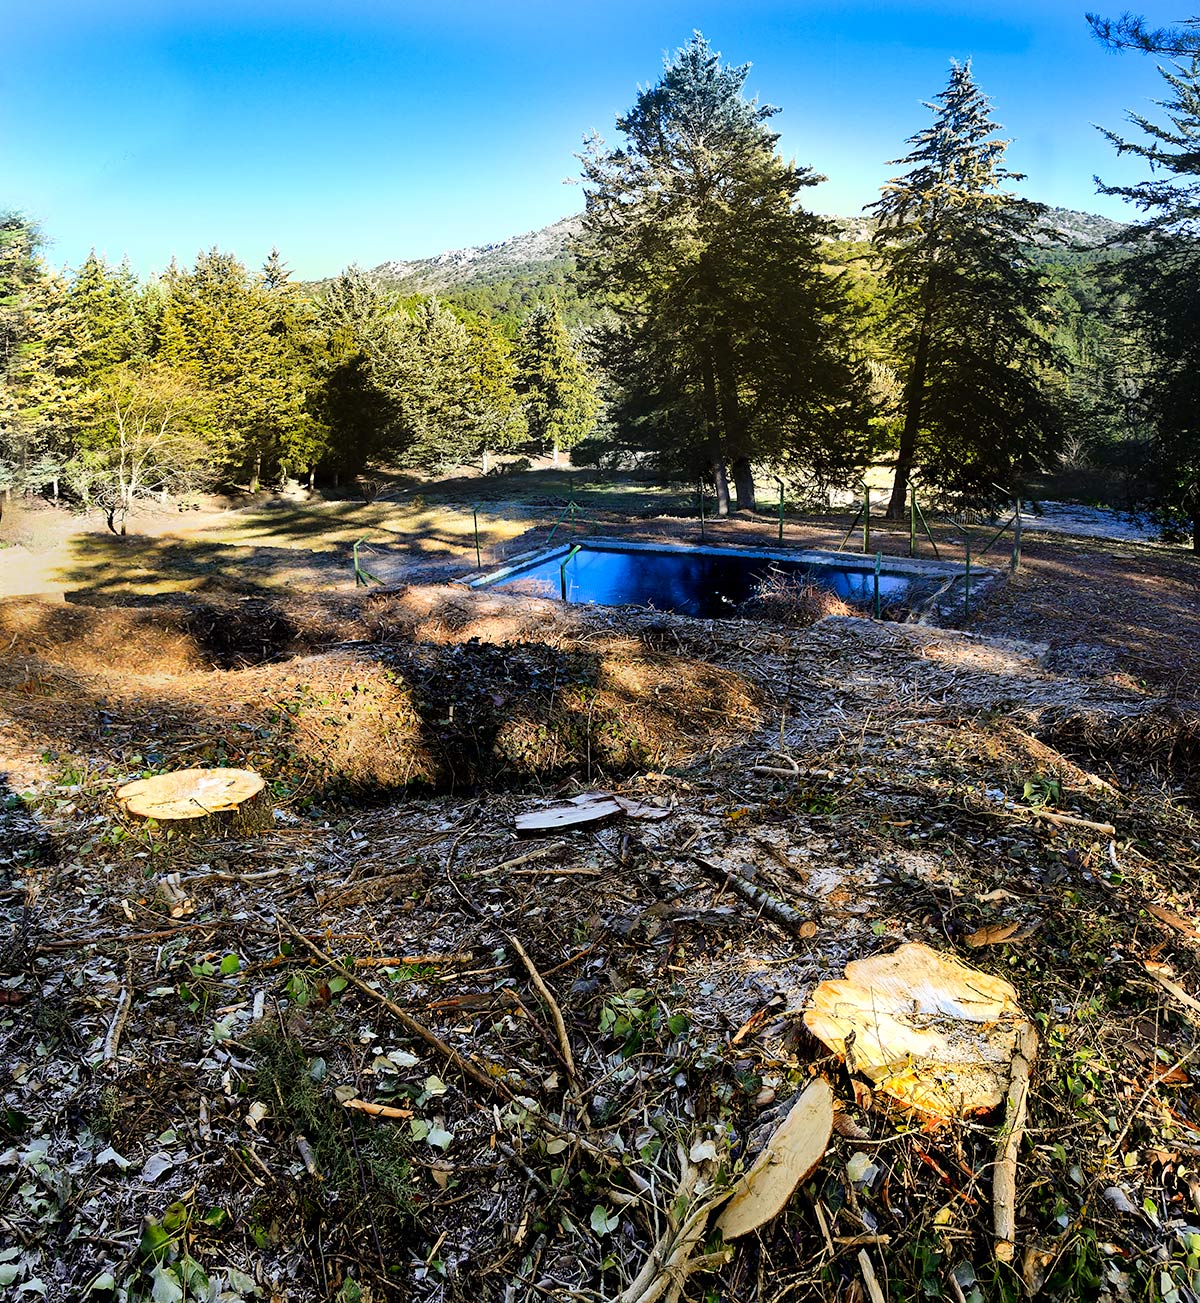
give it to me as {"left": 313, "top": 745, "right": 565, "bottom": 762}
{"left": 342, "top": 1098, "right": 414, "bottom": 1120}
{"left": 507, "top": 933, "right": 577, "bottom": 1081}
{"left": 617, "top": 1146, "right": 732, "bottom": 1303}
{"left": 1030, "top": 809, "right": 1117, "bottom": 836}
{"left": 103, "top": 980, "right": 132, "bottom": 1066}
{"left": 275, "top": 917, "right": 611, "bottom": 1162}
{"left": 352, "top": 953, "right": 472, "bottom": 968}
{"left": 276, "top": 916, "right": 512, "bottom": 1100}
{"left": 994, "top": 1023, "right": 1037, "bottom": 1263}
{"left": 689, "top": 854, "right": 817, "bottom": 940}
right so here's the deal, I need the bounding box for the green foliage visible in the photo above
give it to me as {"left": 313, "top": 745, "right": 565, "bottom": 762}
{"left": 156, "top": 248, "right": 327, "bottom": 487}
{"left": 1096, "top": 52, "right": 1200, "bottom": 546}
{"left": 512, "top": 302, "right": 598, "bottom": 459}
{"left": 576, "top": 33, "right": 872, "bottom": 509}
{"left": 65, "top": 362, "right": 217, "bottom": 533}
{"left": 871, "top": 61, "right": 1065, "bottom": 512}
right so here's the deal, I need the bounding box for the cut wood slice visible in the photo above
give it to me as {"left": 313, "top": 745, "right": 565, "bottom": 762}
{"left": 116, "top": 768, "right": 271, "bottom": 836}
{"left": 716, "top": 1077, "right": 834, "bottom": 1240}
{"left": 803, "top": 942, "right": 1033, "bottom": 1120}
{"left": 514, "top": 791, "right": 670, "bottom": 836}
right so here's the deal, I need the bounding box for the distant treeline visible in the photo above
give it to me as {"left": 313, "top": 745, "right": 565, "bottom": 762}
{"left": 2, "top": 19, "right": 1197, "bottom": 543}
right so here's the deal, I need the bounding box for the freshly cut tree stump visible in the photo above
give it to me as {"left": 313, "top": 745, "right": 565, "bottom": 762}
{"left": 116, "top": 768, "right": 271, "bottom": 835}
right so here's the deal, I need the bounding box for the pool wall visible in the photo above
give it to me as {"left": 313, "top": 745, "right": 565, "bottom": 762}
{"left": 457, "top": 537, "right": 999, "bottom": 624}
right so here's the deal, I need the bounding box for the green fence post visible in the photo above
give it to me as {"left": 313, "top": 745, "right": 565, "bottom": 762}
{"left": 1012, "top": 497, "right": 1022, "bottom": 571}
{"left": 472, "top": 506, "right": 481, "bottom": 568}
{"left": 776, "top": 476, "right": 785, "bottom": 544}
{"left": 909, "top": 488, "right": 916, "bottom": 558}
{"left": 863, "top": 483, "right": 871, "bottom": 554}
{"left": 874, "top": 550, "right": 882, "bottom": 618}
{"left": 699, "top": 481, "right": 706, "bottom": 541}
{"left": 559, "top": 544, "right": 582, "bottom": 602}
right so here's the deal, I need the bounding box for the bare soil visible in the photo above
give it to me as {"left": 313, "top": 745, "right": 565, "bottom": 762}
{"left": 1, "top": 493, "right": 1198, "bottom": 1303}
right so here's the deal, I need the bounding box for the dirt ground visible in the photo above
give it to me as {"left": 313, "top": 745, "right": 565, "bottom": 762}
{"left": 1, "top": 491, "right": 1199, "bottom": 1303}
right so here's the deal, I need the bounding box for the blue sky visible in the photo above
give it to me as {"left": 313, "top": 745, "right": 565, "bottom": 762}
{"left": 5, "top": 0, "right": 1189, "bottom": 279}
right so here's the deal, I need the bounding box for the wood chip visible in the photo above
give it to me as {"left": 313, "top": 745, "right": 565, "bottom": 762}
{"left": 716, "top": 1078, "right": 834, "bottom": 1239}
{"left": 965, "top": 921, "right": 1020, "bottom": 948}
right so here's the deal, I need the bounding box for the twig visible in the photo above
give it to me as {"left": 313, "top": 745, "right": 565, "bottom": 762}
{"left": 276, "top": 916, "right": 511, "bottom": 1099}
{"left": 507, "top": 933, "right": 577, "bottom": 1081}
{"left": 858, "top": 1250, "right": 886, "bottom": 1303}
{"left": 103, "top": 970, "right": 133, "bottom": 1066}
{"left": 994, "top": 1023, "right": 1037, "bottom": 1262}
{"left": 481, "top": 841, "right": 571, "bottom": 874}
{"left": 687, "top": 854, "right": 817, "bottom": 940}
{"left": 352, "top": 953, "right": 472, "bottom": 968}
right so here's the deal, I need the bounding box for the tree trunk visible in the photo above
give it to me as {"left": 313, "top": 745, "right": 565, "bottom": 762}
{"left": 308, "top": 468, "right": 315, "bottom": 490}
{"left": 714, "top": 333, "right": 753, "bottom": 511}
{"left": 731, "top": 457, "right": 756, "bottom": 513}
{"left": 481, "top": 448, "right": 491, "bottom": 475}
{"left": 888, "top": 306, "right": 934, "bottom": 519}
{"left": 51, "top": 478, "right": 59, "bottom": 501}
{"left": 250, "top": 453, "right": 262, "bottom": 494}
{"left": 712, "top": 459, "right": 731, "bottom": 517}
{"left": 553, "top": 442, "right": 560, "bottom": 467}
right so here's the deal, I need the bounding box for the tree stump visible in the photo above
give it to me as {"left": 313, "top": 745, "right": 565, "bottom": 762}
{"left": 115, "top": 768, "right": 271, "bottom": 836}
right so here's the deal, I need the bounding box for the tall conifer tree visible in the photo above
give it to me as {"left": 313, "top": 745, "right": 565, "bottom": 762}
{"left": 512, "top": 303, "right": 597, "bottom": 464}
{"left": 1093, "top": 32, "right": 1200, "bottom": 548}
{"left": 871, "top": 63, "right": 1062, "bottom": 515}
{"left": 577, "top": 34, "right": 869, "bottom": 514}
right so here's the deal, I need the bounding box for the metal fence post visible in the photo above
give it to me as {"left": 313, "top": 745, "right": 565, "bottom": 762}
{"left": 863, "top": 483, "right": 871, "bottom": 554}
{"left": 776, "top": 477, "right": 785, "bottom": 544}
{"left": 909, "top": 488, "right": 916, "bottom": 558}
{"left": 874, "top": 551, "right": 882, "bottom": 619}
{"left": 964, "top": 537, "right": 972, "bottom": 620}
{"left": 560, "top": 544, "right": 582, "bottom": 602}
{"left": 472, "top": 507, "right": 481, "bottom": 568}
{"left": 1012, "top": 497, "right": 1022, "bottom": 571}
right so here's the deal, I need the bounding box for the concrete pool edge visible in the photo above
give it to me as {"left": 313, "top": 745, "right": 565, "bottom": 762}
{"left": 455, "top": 536, "right": 1000, "bottom": 624}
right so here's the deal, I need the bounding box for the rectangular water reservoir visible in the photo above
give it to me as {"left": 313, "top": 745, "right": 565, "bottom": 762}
{"left": 465, "top": 539, "right": 977, "bottom": 621}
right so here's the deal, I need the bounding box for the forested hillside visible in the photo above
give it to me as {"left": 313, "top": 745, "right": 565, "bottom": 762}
{"left": 3, "top": 28, "right": 1197, "bottom": 544}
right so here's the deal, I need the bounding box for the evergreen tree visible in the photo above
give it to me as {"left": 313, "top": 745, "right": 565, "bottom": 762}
{"left": 0, "top": 215, "right": 74, "bottom": 500}
{"left": 63, "top": 252, "right": 147, "bottom": 380}
{"left": 577, "top": 33, "right": 870, "bottom": 514}
{"left": 512, "top": 303, "right": 597, "bottom": 463}
{"left": 314, "top": 266, "right": 403, "bottom": 480}
{"left": 1095, "top": 49, "right": 1200, "bottom": 548}
{"left": 1087, "top": 12, "right": 1200, "bottom": 55}
{"left": 462, "top": 316, "right": 527, "bottom": 473}
{"left": 157, "top": 248, "right": 321, "bottom": 489}
{"left": 870, "top": 62, "right": 1063, "bottom": 515}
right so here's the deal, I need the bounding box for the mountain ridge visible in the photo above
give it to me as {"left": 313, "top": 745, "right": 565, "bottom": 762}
{"left": 365, "top": 205, "right": 1130, "bottom": 297}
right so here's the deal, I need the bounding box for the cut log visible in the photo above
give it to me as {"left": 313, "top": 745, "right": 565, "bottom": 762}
{"left": 804, "top": 942, "right": 1033, "bottom": 1120}
{"left": 116, "top": 768, "right": 271, "bottom": 836}
{"left": 716, "top": 1077, "right": 834, "bottom": 1239}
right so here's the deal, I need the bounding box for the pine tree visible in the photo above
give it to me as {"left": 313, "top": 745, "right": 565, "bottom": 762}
{"left": 1087, "top": 12, "right": 1200, "bottom": 55}
{"left": 577, "top": 33, "right": 870, "bottom": 514}
{"left": 1095, "top": 51, "right": 1200, "bottom": 548}
{"left": 0, "top": 215, "right": 75, "bottom": 501}
{"left": 314, "top": 267, "right": 403, "bottom": 480}
{"left": 512, "top": 303, "right": 597, "bottom": 464}
{"left": 157, "top": 248, "right": 321, "bottom": 489}
{"left": 871, "top": 62, "right": 1063, "bottom": 516}
{"left": 63, "top": 252, "right": 147, "bottom": 379}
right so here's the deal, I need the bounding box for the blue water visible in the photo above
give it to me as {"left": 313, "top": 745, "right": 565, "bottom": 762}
{"left": 494, "top": 546, "right": 912, "bottom": 618}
